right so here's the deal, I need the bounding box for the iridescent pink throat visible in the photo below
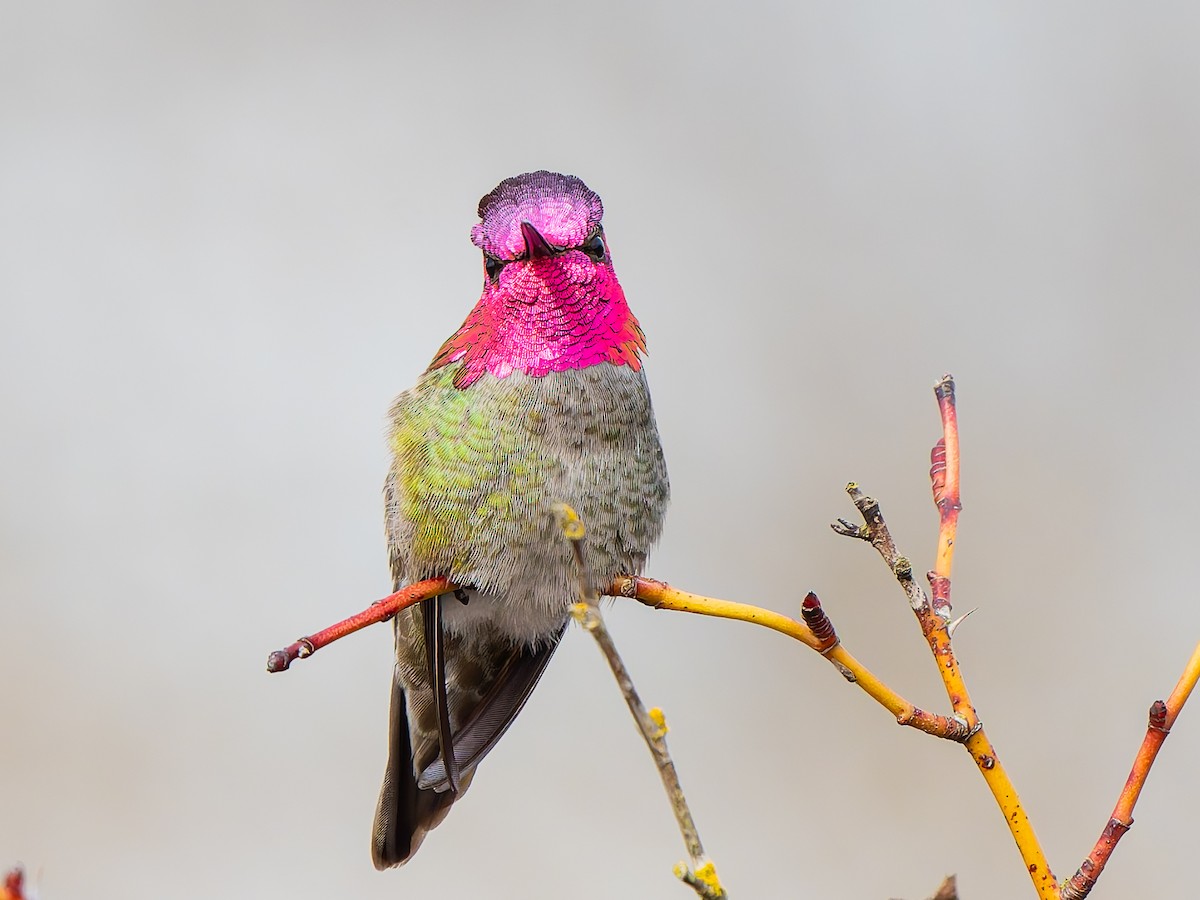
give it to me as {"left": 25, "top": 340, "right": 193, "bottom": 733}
{"left": 429, "top": 253, "right": 645, "bottom": 389}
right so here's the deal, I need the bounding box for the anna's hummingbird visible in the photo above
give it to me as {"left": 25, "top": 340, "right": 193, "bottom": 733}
{"left": 371, "top": 171, "right": 670, "bottom": 868}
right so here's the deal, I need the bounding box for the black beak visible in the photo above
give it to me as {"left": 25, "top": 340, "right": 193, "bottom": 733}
{"left": 520, "top": 221, "right": 554, "bottom": 259}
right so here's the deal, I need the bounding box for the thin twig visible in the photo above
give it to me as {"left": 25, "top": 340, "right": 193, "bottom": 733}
{"left": 927, "top": 874, "right": 959, "bottom": 900}
{"left": 1061, "top": 639, "right": 1200, "bottom": 899}
{"left": 265, "top": 577, "right": 451, "bottom": 672}
{"left": 931, "top": 373, "right": 962, "bottom": 599}
{"left": 554, "top": 503, "right": 727, "bottom": 900}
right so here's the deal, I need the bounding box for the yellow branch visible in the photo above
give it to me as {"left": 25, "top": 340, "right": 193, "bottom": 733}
{"left": 619, "top": 576, "right": 822, "bottom": 650}
{"left": 612, "top": 576, "right": 971, "bottom": 742}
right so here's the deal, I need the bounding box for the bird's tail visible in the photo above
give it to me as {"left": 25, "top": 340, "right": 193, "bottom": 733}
{"left": 371, "top": 597, "right": 564, "bottom": 868}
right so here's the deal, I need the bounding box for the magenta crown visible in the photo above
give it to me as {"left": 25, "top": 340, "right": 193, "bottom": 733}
{"left": 470, "top": 171, "right": 604, "bottom": 260}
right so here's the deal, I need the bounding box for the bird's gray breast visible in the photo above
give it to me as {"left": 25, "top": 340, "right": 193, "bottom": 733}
{"left": 439, "top": 363, "right": 669, "bottom": 643}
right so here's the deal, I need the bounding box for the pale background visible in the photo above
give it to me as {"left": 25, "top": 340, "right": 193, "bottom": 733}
{"left": 3, "top": 3, "right": 1199, "bottom": 898}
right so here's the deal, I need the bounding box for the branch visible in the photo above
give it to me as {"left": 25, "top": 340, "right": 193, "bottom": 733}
{"left": 831, "top": 375, "right": 1058, "bottom": 899}
{"left": 1, "top": 868, "right": 27, "bottom": 900}
{"left": 265, "top": 577, "right": 451, "bottom": 672}
{"left": 554, "top": 503, "right": 727, "bottom": 900}
{"left": 264, "top": 373, "right": 1199, "bottom": 898}
{"left": 1060, "top": 639, "right": 1200, "bottom": 898}
{"left": 931, "top": 373, "right": 962, "bottom": 600}
{"left": 614, "top": 576, "right": 970, "bottom": 741}
{"left": 268, "top": 577, "right": 969, "bottom": 744}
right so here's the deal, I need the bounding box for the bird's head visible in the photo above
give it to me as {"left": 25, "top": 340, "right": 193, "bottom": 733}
{"left": 431, "top": 171, "right": 645, "bottom": 387}
{"left": 470, "top": 170, "right": 617, "bottom": 306}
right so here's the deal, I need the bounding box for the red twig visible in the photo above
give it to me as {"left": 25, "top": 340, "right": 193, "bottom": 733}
{"left": 2, "top": 868, "right": 26, "bottom": 900}
{"left": 265, "top": 577, "right": 452, "bottom": 672}
{"left": 1061, "top": 641, "right": 1200, "bottom": 898}
{"left": 931, "top": 374, "right": 961, "bottom": 616}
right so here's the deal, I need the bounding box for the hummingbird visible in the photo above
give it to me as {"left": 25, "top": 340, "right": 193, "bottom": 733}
{"left": 372, "top": 171, "right": 670, "bottom": 868}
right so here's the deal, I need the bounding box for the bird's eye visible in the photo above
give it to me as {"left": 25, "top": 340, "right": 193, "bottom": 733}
{"left": 484, "top": 256, "right": 504, "bottom": 282}
{"left": 582, "top": 232, "right": 606, "bottom": 262}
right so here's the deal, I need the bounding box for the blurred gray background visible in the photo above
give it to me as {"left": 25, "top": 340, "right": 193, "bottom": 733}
{"left": 3, "top": 3, "right": 1199, "bottom": 898}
